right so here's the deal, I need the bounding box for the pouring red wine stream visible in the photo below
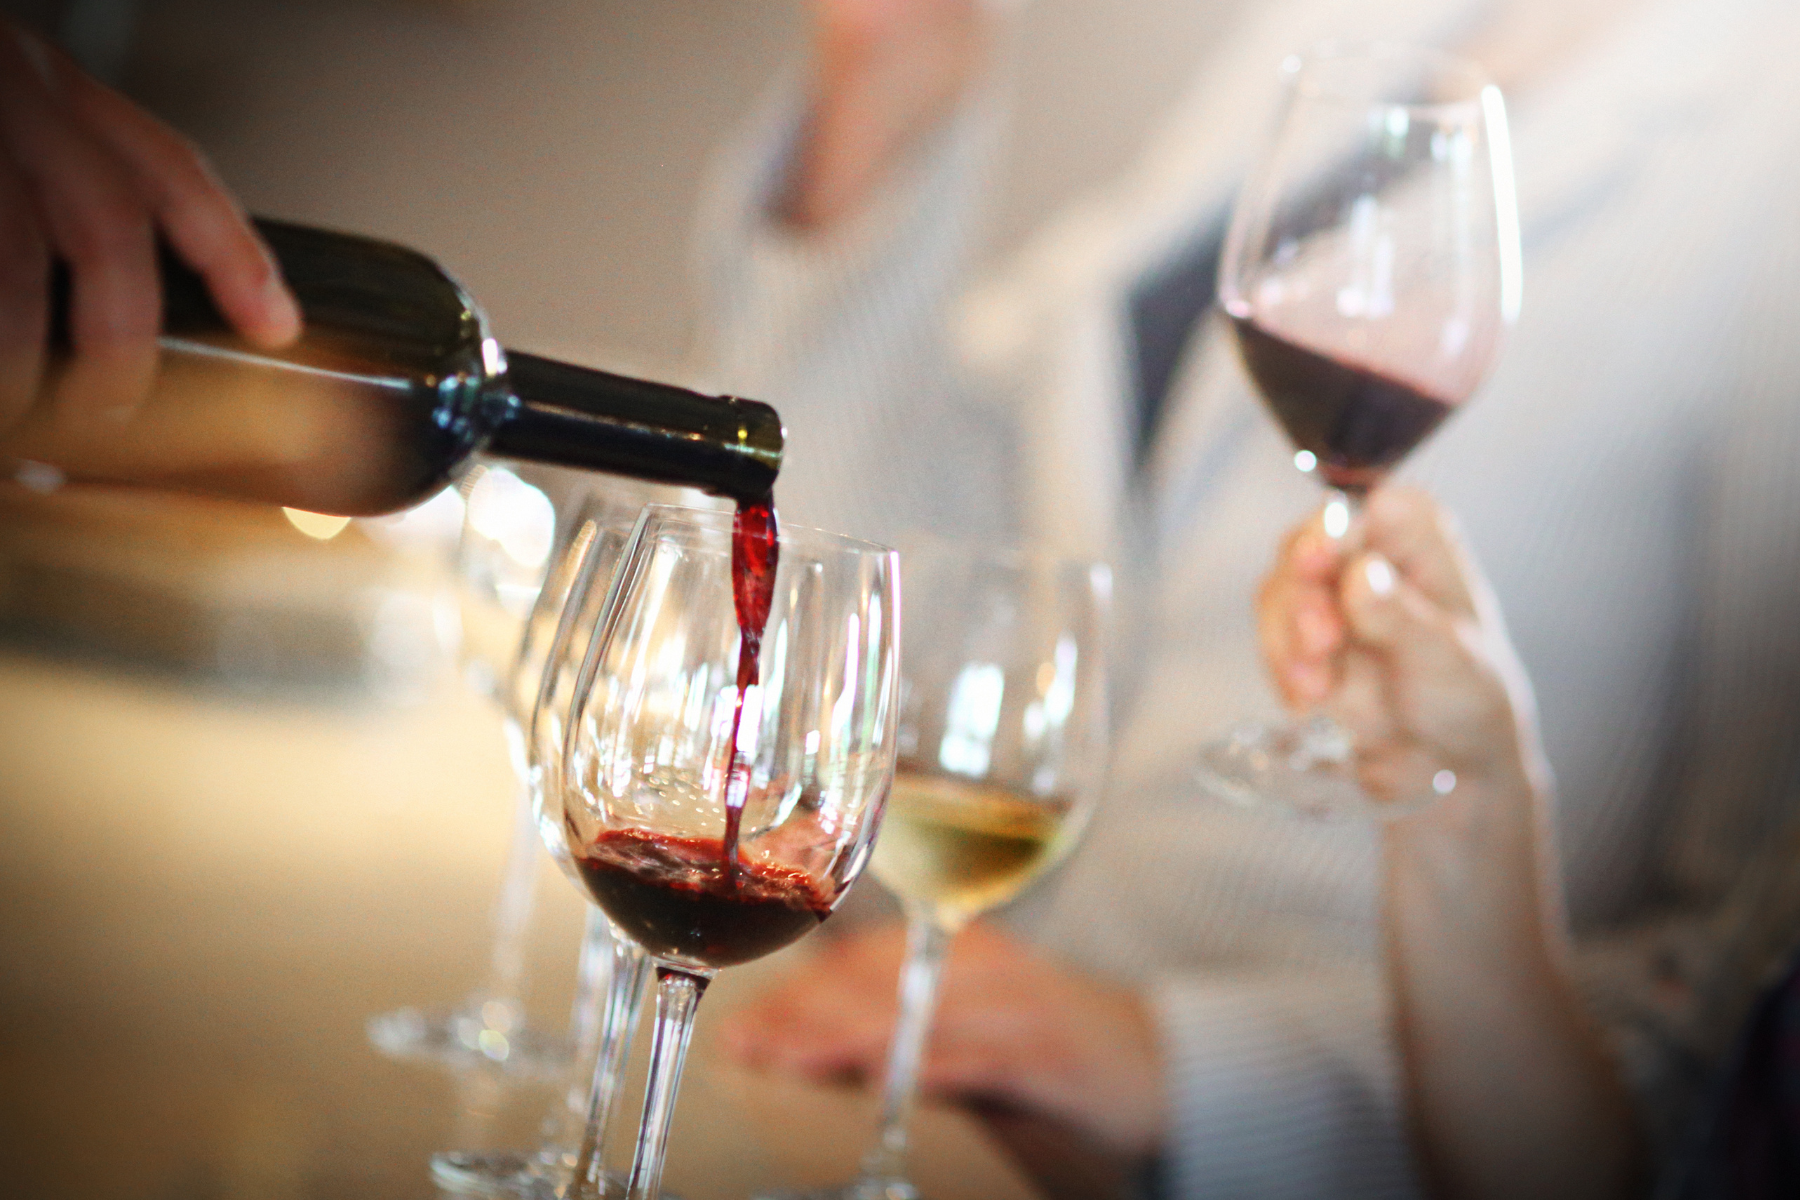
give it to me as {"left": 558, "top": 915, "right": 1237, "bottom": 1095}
{"left": 722, "top": 496, "right": 779, "bottom": 877}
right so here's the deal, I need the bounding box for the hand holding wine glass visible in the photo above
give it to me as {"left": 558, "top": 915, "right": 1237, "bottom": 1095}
{"left": 1260, "top": 489, "right": 1643, "bottom": 1198}
{"left": 1199, "top": 42, "right": 1521, "bottom": 817}
{"left": 561, "top": 504, "right": 900, "bottom": 1200}
{"left": 1256, "top": 486, "right": 1545, "bottom": 807}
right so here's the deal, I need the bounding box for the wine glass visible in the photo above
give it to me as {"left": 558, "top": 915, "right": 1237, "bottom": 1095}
{"left": 768, "top": 539, "right": 1111, "bottom": 1200}
{"left": 561, "top": 504, "right": 900, "bottom": 1200}
{"left": 431, "top": 494, "right": 655, "bottom": 1197}
{"left": 1196, "top": 42, "right": 1521, "bottom": 817}
{"left": 368, "top": 464, "right": 574, "bottom": 1076}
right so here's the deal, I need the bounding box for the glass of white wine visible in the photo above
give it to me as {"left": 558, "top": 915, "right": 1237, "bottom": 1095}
{"left": 773, "top": 540, "right": 1111, "bottom": 1200}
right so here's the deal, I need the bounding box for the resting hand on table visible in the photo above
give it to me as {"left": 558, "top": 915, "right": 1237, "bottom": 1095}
{"left": 0, "top": 17, "right": 298, "bottom": 439}
{"left": 719, "top": 920, "right": 1167, "bottom": 1156}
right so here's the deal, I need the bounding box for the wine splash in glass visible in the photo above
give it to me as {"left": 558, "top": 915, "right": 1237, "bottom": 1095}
{"left": 1197, "top": 42, "right": 1520, "bottom": 818}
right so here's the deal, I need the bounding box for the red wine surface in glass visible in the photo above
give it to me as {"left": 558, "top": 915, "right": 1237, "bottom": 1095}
{"left": 722, "top": 495, "right": 779, "bottom": 874}
{"left": 575, "top": 829, "right": 831, "bottom": 968}
{"left": 1231, "top": 316, "right": 1455, "bottom": 495}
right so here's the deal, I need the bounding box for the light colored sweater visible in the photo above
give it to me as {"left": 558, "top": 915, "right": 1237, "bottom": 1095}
{"left": 696, "top": 0, "right": 1800, "bottom": 1194}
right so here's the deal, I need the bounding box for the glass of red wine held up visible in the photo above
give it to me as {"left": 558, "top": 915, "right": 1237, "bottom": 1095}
{"left": 560, "top": 504, "right": 901, "bottom": 1199}
{"left": 1197, "top": 43, "right": 1521, "bottom": 818}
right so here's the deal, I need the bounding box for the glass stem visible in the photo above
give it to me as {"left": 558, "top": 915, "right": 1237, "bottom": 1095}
{"left": 856, "top": 905, "right": 957, "bottom": 1187}
{"left": 1321, "top": 487, "right": 1363, "bottom": 543}
{"left": 1309, "top": 485, "right": 1367, "bottom": 758}
{"left": 478, "top": 777, "right": 542, "bottom": 1020}
{"left": 566, "top": 934, "right": 653, "bottom": 1195}
{"left": 450, "top": 1067, "right": 506, "bottom": 1154}
{"left": 538, "top": 909, "right": 612, "bottom": 1151}
{"left": 622, "top": 965, "right": 710, "bottom": 1200}
{"left": 562, "top": 909, "right": 616, "bottom": 1116}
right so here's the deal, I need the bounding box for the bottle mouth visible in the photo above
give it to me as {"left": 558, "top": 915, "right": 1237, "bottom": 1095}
{"left": 719, "top": 397, "right": 786, "bottom": 495}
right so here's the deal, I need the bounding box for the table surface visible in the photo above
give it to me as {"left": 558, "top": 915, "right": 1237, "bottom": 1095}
{"left": 0, "top": 649, "right": 1043, "bottom": 1200}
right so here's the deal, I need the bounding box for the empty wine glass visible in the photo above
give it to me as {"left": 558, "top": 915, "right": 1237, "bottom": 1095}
{"left": 431, "top": 494, "right": 654, "bottom": 1197}
{"left": 368, "top": 464, "right": 573, "bottom": 1076}
{"left": 1196, "top": 42, "right": 1521, "bottom": 817}
{"left": 766, "top": 539, "right": 1110, "bottom": 1200}
{"left": 560, "top": 504, "right": 900, "bottom": 1199}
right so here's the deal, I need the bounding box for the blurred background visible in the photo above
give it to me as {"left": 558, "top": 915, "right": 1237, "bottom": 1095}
{"left": 101, "top": 0, "right": 1238, "bottom": 378}
{"left": 0, "top": 1, "right": 1246, "bottom": 1196}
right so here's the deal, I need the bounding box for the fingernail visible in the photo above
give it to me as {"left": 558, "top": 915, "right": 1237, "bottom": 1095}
{"left": 14, "top": 462, "right": 65, "bottom": 494}
{"left": 1364, "top": 555, "right": 1395, "bottom": 596}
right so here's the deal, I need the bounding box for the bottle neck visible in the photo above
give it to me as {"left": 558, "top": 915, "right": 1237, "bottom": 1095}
{"left": 488, "top": 351, "right": 783, "bottom": 503}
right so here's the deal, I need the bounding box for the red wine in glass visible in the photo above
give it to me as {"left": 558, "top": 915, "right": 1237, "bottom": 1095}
{"left": 575, "top": 830, "right": 832, "bottom": 969}
{"left": 559, "top": 504, "right": 898, "bottom": 1200}
{"left": 1230, "top": 316, "right": 1457, "bottom": 497}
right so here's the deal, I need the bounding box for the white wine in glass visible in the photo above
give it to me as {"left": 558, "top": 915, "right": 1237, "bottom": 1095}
{"left": 771, "top": 540, "right": 1110, "bottom": 1200}
{"left": 871, "top": 771, "right": 1077, "bottom": 925}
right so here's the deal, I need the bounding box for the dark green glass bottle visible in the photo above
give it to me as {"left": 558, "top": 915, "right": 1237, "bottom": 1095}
{"left": 7, "top": 218, "right": 783, "bottom": 514}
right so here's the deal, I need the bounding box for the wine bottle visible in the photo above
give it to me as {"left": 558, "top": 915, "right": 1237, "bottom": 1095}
{"left": 4, "top": 218, "right": 783, "bottom": 515}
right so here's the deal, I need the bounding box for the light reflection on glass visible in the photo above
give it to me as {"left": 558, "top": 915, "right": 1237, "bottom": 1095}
{"left": 282, "top": 507, "right": 352, "bottom": 540}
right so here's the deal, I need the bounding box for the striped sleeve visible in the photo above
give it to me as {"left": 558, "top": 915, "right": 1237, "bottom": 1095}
{"left": 1148, "top": 967, "right": 1425, "bottom": 1200}
{"left": 690, "top": 75, "right": 1021, "bottom": 549}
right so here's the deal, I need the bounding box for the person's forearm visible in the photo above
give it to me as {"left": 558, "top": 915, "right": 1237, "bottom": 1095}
{"left": 1383, "top": 776, "right": 1645, "bottom": 1200}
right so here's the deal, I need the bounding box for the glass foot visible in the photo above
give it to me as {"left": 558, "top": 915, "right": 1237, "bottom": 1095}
{"left": 431, "top": 1149, "right": 669, "bottom": 1200}
{"left": 758, "top": 1180, "right": 918, "bottom": 1200}
{"left": 368, "top": 1001, "right": 569, "bottom": 1080}
{"left": 1195, "top": 714, "right": 1446, "bottom": 820}
{"left": 432, "top": 1149, "right": 555, "bottom": 1197}
{"left": 429, "top": 1150, "right": 629, "bottom": 1198}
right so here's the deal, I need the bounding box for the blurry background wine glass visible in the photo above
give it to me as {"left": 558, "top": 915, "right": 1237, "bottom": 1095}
{"left": 767, "top": 540, "right": 1110, "bottom": 1200}
{"left": 367, "top": 464, "right": 613, "bottom": 1078}
{"left": 431, "top": 494, "right": 657, "bottom": 1198}
{"left": 560, "top": 504, "right": 900, "bottom": 1200}
{"left": 1196, "top": 42, "right": 1520, "bottom": 818}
